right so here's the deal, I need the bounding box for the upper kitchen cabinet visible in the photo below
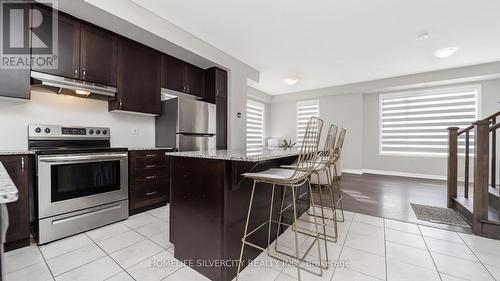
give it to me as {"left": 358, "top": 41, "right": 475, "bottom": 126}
{"left": 204, "top": 67, "right": 227, "bottom": 103}
{"left": 161, "top": 54, "right": 205, "bottom": 99}
{"left": 0, "top": 68, "right": 30, "bottom": 100}
{"left": 0, "top": 1, "right": 30, "bottom": 100}
{"left": 79, "top": 24, "right": 117, "bottom": 86}
{"left": 109, "top": 38, "right": 161, "bottom": 115}
{"left": 31, "top": 5, "right": 80, "bottom": 80}
{"left": 31, "top": 5, "right": 117, "bottom": 86}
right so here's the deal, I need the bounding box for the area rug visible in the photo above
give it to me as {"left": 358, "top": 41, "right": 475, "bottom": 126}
{"left": 410, "top": 203, "right": 471, "bottom": 228}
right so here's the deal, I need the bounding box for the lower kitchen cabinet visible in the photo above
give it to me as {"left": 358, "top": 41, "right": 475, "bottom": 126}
{"left": 0, "top": 155, "right": 32, "bottom": 251}
{"left": 129, "top": 150, "right": 171, "bottom": 214}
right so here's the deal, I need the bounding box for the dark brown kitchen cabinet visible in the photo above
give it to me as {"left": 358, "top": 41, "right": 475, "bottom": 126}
{"left": 31, "top": 5, "right": 80, "bottom": 80}
{"left": 0, "top": 155, "right": 32, "bottom": 251}
{"left": 216, "top": 97, "right": 228, "bottom": 149}
{"left": 204, "top": 67, "right": 227, "bottom": 103}
{"left": 109, "top": 39, "right": 161, "bottom": 115}
{"left": 162, "top": 55, "right": 186, "bottom": 94}
{"left": 31, "top": 5, "right": 117, "bottom": 86}
{"left": 205, "top": 67, "right": 228, "bottom": 149}
{"left": 129, "top": 150, "right": 171, "bottom": 214}
{"left": 80, "top": 24, "right": 117, "bottom": 86}
{"left": 0, "top": 69, "right": 30, "bottom": 100}
{"left": 0, "top": 1, "right": 30, "bottom": 100}
{"left": 161, "top": 54, "right": 205, "bottom": 98}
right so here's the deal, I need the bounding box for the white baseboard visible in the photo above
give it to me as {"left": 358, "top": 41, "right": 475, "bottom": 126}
{"left": 342, "top": 169, "right": 364, "bottom": 175}
{"left": 362, "top": 169, "right": 446, "bottom": 180}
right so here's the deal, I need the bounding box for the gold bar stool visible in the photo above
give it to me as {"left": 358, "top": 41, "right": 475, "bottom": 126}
{"left": 282, "top": 124, "right": 340, "bottom": 243}
{"left": 236, "top": 117, "right": 324, "bottom": 281}
{"left": 330, "top": 128, "right": 346, "bottom": 222}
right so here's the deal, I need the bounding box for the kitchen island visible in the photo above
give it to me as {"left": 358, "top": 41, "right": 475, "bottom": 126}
{"left": 167, "top": 149, "right": 309, "bottom": 281}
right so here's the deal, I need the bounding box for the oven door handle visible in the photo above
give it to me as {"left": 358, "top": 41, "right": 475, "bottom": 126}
{"left": 38, "top": 153, "right": 128, "bottom": 163}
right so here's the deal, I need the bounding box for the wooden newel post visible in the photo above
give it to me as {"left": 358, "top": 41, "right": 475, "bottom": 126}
{"left": 447, "top": 127, "right": 459, "bottom": 208}
{"left": 473, "top": 120, "right": 490, "bottom": 234}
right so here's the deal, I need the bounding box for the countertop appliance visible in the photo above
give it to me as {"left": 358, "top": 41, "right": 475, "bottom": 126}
{"left": 28, "top": 124, "right": 129, "bottom": 244}
{"left": 156, "top": 98, "right": 216, "bottom": 152}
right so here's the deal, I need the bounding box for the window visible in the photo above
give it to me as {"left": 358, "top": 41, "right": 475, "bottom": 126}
{"left": 297, "top": 100, "right": 320, "bottom": 144}
{"left": 380, "top": 85, "right": 480, "bottom": 156}
{"left": 246, "top": 100, "right": 265, "bottom": 152}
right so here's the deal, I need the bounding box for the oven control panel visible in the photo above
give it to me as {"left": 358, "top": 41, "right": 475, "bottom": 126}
{"left": 28, "top": 124, "right": 110, "bottom": 140}
{"left": 62, "top": 127, "right": 87, "bottom": 135}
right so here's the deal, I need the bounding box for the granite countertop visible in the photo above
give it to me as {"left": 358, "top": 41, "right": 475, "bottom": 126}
{"left": 0, "top": 162, "right": 18, "bottom": 204}
{"left": 165, "top": 148, "right": 300, "bottom": 162}
{"left": 0, "top": 150, "right": 35, "bottom": 156}
{"left": 128, "top": 147, "right": 175, "bottom": 151}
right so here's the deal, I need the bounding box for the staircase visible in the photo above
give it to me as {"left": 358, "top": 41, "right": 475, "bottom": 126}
{"left": 448, "top": 111, "right": 500, "bottom": 238}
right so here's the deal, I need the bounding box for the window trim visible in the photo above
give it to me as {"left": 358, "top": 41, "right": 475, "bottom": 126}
{"left": 246, "top": 99, "right": 266, "bottom": 150}
{"left": 378, "top": 85, "right": 482, "bottom": 158}
{"left": 296, "top": 99, "right": 320, "bottom": 144}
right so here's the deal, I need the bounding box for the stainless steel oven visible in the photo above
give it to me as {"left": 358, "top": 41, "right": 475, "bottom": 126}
{"left": 29, "top": 124, "right": 129, "bottom": 244}
{"left": 37, "top": 152, "right": 128, "bottom": 217}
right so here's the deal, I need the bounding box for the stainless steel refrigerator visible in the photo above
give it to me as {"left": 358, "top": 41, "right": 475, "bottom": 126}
{"left": 155, "top": 98, "right": 217, "bottom": 151}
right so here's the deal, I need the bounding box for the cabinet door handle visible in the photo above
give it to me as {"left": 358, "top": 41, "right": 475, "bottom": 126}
{"left": 21, "top": 157, "right": 24, "bottom": 172}
{"left": 146, "top": 165, "right": 157, "bottom": 168}
{"left": 146, "top": 175, "right": 157, "bottom": 179}
{"left": 74, "top": 68, "right": 78, "bottom": 78}
{"left": 216, "top": 89, "right": 220, "bottom": 96}
{"left": 82, "top": 69, "right": 86, "bottom": 79}
{"left": 146, "top": 191, "right": 158, "bottom": 196}
{"left": 145, "top": 154, "right": 157, "bottom": 157}
{"left": 119, "top": 99, "right": 123, "bottom": 109}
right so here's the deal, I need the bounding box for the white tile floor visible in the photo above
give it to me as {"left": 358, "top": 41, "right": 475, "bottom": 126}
{"left": 5, "top": 204, "right": 500, "bottom": 281}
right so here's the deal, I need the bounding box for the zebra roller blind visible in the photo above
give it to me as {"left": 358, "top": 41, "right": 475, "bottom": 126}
{"left": 246, "top": 100, "right": 265, "bottom": 152}
{"left": 380, "top": 86, "right": 479, "bottom": 156}
{"left": 297, "top": 100, "right": 320, "bottom": 144}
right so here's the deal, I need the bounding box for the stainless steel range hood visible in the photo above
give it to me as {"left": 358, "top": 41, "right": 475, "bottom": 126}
{"left": 31, "top": 71, "right": 117, "bottom": 100}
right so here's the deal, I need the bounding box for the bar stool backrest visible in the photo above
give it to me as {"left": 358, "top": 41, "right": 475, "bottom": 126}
{"left": 332, "top": 128, "right": 347, "bottom": 163}
{"left": 323, "top": 124, "right": 338, "bottom": 158}
{"left": 291, "top": 116, "right": 323, "bottom": 182}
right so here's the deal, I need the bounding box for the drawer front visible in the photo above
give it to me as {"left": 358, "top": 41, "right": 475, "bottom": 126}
{"left": 131, "top": 150, "right": 167, "bottom": 158}
{"left": 131, "top": 168, "right": 168, "bottom": 184}
{"left": 131, "top": 182, "right": 168, "bottom": 210}
{"left": 131, "top": 157, "right": 167, "bottom": 169}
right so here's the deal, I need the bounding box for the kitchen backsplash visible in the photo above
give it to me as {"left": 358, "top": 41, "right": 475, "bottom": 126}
{"left": 0, "top": 90, "right": 155, "bottom": 149}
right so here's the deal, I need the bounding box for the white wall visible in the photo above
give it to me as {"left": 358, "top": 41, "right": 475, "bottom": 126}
{"left": 0, "top": 91, "right": 155, "bottom": 150}
{"left": 264, "top": 62, "right": 500, "bottom": 179}
{"left": 363, "top": 80, "right": 500, "bottom": 178}
{"left": 268, "top": 93, "right": 364, "bottom": 171}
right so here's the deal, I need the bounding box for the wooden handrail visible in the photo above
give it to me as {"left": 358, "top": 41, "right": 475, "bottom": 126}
{"left": 458, "top": 125, "right": 474, "bottom": 136}
{"left": 484, "top": 111, "right": 500, "bottom": 122}
{"left": 447, "top": 110, "right": 500, "bottom": 236}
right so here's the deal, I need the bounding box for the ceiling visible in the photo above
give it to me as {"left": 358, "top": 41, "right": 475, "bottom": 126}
{"left": 131, "top": 0, "right": 500, "bottom": 95}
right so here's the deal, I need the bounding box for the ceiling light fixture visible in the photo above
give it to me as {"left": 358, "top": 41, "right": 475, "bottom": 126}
{"left": 417, "top": 33, "right": 429, "bottom": 41}
{"left": 284, "top": 78, "right": 299, "bottom": 85}
{"left": 434, "top": 47, "right": 459, "bottom": 58}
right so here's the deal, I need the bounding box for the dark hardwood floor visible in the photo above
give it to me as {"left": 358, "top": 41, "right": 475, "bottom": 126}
{"left": 336, "top": 172, "right": 472, "bottom": 233}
